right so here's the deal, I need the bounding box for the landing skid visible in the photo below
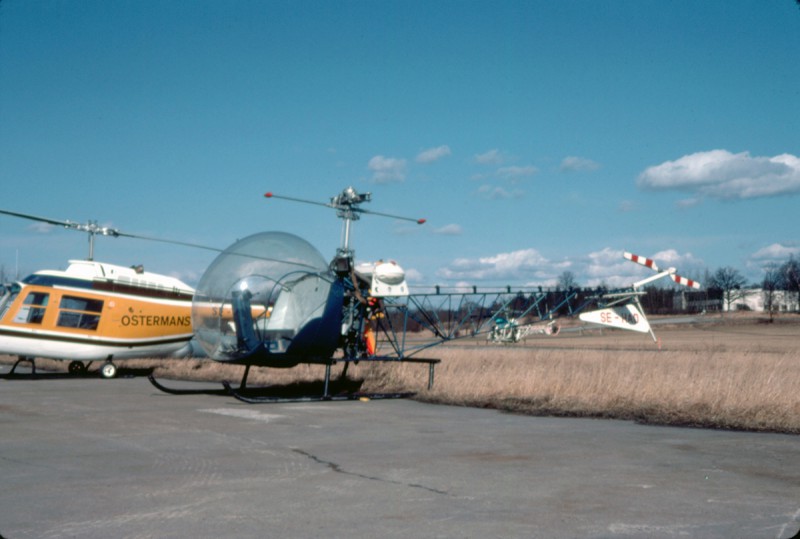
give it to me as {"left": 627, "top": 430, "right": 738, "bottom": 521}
{"left": 148, "top": 361, "right": 424, "bottom": 404}
{"left": 1, "top": 357, "right": 99, "bottom": 379}
{"left": 9, "top": 356, "right": 36, "bottom": 375}
{"left": 148, "top": 372, "right": 415, "bottom": 403}
{"left": 147, "top": 375, "right": 232, "bottom": 396}
{"left": 221, "top": 380, "right": 415, "bottom": 404}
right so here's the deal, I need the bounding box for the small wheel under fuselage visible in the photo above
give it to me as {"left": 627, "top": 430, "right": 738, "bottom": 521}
{"left": 68, "top": 361, "right": 87, "bottom": 375}
{"left": 100, "top": 362, "right": 117, "bottom": 379}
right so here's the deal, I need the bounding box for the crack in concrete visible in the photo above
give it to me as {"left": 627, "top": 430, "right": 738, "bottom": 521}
{"left": 291, "top": 448, "right": 449, "bottom": 496}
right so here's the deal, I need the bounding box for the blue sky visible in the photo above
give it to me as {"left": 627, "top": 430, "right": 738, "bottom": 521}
{"left": 1, "top": 0, "right": 798, "bottom": 290}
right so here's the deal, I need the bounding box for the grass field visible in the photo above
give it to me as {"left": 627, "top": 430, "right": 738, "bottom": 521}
{"left": 3, "top": 312, "right": 799, "bottom": 433}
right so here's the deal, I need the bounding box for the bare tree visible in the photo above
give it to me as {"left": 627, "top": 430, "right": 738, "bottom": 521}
{"left": 778, "top": 256, "right": 800, "bottom": 312}
{"left": 762, "top": 263, "right": 781, "bottom": 321}
{"left": 557, "top": 270, "right": 578, "bottom": 291}
{"left": 708, "top": 266, "right": 749, "bottom": 312}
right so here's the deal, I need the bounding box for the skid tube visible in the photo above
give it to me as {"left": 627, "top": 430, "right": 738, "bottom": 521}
{"left": 147, "top": 374, "right": 233, "bottom": 396}
{"left": 149, "top": 363, "right": 415, "bottom": 404}
{"left": 148, "top": 362, "right": 255, "bottom": 396}
{"left": 221, "top": 379, "right": 415, "bottom": 404}
{"left": 219, "top": 359, "right": 427, "bottom": 404}
{"left": 2, "top": 357, "right": 101, "bottom": 380}
{"left": 9, "top": 356, "right": 36, "bottom": 375}
{"left": 149, "top": 356, "right": 441, "bottom": 403}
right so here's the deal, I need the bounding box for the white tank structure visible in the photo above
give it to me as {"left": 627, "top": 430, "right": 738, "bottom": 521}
{"left": 354, "top": 260, "right": 409, "bottom": 297}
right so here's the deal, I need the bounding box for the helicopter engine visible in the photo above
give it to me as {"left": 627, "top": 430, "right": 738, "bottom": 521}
{"left": 191, "top": 231, "right": 343, "bottom": 368}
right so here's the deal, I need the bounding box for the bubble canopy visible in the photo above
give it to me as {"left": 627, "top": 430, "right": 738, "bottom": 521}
{"left": 192, "top": 232, "right": 343, "bottom": 365}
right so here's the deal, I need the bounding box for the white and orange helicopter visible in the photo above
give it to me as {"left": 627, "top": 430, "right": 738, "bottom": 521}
{"left": 1, "top": 189, "right": 702, "bottom": 400}
{"left": 0, "top": 209, "right": 220, "bottom": 378}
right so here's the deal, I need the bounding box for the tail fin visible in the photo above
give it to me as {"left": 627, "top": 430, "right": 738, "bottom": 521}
{"left": 579, "top": 304, "right": 651, "bottom": 334}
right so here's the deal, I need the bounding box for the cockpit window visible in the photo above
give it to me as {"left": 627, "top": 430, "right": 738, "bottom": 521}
{"left": 13, "top": 291, "right": 49, "bottom": 324}
{"left": 0, "top": 284, "right": 20, "bottom": 322}
{"left": 57, "top": 295, "right": 103, "bottom": 331}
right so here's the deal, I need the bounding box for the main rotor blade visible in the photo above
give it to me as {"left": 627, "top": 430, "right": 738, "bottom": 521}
{"left": 1, "top": 208, "right": 223, "bottom": 253}
{"left": 114, "top": 231, "right": 224, "bottom": 253}
{"left": 264, "top": 192, "right": 333, "bottom": 209}
{"left": 671, "top": 273, "right": 701, "bottom": 289}
{"left": 624, "top": 251, "right": 660, "bottom": 272}
{"left": 0, "top": 208, "right": 78, "bottom": 229}
{"left": 264, "top": 191, "right": 426, "bottom": 224}
{"left": 357, "top": 207, "right": 426, "bottom": 224}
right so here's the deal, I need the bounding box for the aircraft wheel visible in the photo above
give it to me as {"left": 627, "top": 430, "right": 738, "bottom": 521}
{"left": 100, "top": 362, "right": 117, "bottom": 379}
{"left": 68, "top": 361, "right": 86, "bottom": 375}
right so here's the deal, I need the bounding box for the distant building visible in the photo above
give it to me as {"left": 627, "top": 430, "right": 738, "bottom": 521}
{"left": 672, "top": 289, "right": 799, "bottom": 313}
{"left": 672, "top": 289, "right": 723, "bottom": 313}
{"left": 734, "top": 289, "right": 800, "bottom": 312}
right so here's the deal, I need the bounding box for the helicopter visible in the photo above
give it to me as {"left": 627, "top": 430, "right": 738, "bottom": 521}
{"left": 0, "top": 209, "right": 220, "bottom": 378}
{"left": 486, "top": 318, "right": 560, "bottom": 344}
{"left": 578, "top": 251, "right": 701, "bottom": 342}
{"left": 144, "top": 187, "right": 439, "bottom": 401}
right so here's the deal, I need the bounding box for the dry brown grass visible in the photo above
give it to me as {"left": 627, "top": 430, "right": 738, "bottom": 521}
{"left": 3, "top": 313, "right": 799, "bottom": 433}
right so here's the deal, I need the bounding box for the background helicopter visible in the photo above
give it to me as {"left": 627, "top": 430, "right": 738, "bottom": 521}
{"left": 0, "top": 209, "right": 221, "bottom": 378}
{"left": 579, "top": 251, "right": 701, "bottom": 342}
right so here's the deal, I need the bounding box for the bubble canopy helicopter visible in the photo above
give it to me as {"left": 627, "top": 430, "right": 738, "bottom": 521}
{"left": 158, "top": 187, "right": 435, "bottom": 401}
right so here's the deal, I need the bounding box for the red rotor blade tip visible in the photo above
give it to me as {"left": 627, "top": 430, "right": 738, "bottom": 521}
{"left": 264, "top": 192, "right": 273, "bottom": 198}
{"left": 417, "top": 218, "right": 426, "bottom": 225}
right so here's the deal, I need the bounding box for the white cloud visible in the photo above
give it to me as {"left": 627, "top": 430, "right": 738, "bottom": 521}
{"left": 476, "top": 184, "right": 524, "bottom": 200}
{"left": 403, "top": 267, "right": 424, "bottom": 283}
{"left": 433, "top": 246, "right": 705, "bottom": 289}
{"left": 436, "top": 248, "right": 567, "bottom": 283}
{"left": 581, "top": 248, "right": 631, "bottom": 288}
{"left": 675, "top": 197, "right": 702, "bottom": 209}
{"left": 474, "top": 149, "right": 505, "bottom": 165}
{"left": 637, "top": 150, "right": 800, "bottom": 200}
{"left": 416, "top": 145, "right": 451, "bottom": 164}
{"left": 497, "top": 165, "right": 538, "bottom": 180}
{"left": 368, "top": 155, "right": 407, "bottom": 183}
{"left": 745, "top": 243, "right": 800, "bottom": 279}
{"left": 751, "top": 243, "right": 800, "bottom": 262}
{"left": 28, "top": 222, "right": 56, "bottom": 233}
{"left": 560, "top": 156, "right": 600, "bottom": 172}
{"left": 433, "top": 224, "right": 463, "bottom": 235}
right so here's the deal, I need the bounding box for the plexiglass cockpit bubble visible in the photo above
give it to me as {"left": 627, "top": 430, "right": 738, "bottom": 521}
{"left": 192, "top": 232, "right": 343, "bottom": 364}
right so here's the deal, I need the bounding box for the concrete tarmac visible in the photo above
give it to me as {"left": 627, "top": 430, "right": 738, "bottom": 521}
{"left": 1, "top": 372, "right": 799, "bottom": 539}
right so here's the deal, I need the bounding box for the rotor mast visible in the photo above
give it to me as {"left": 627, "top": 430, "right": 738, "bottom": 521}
{"left": 81, "top": 220, "right": 121, "bottom": 261}
{"left": 331, "top": 187, "right": 370, "bottom": 259}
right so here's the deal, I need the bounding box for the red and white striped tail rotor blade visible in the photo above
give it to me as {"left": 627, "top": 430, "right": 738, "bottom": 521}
{"left": 671, "top": 274, "right": 701, "bottom": 289}
{"left": 624, "top": 252, "right": 660, "bottom": 272}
